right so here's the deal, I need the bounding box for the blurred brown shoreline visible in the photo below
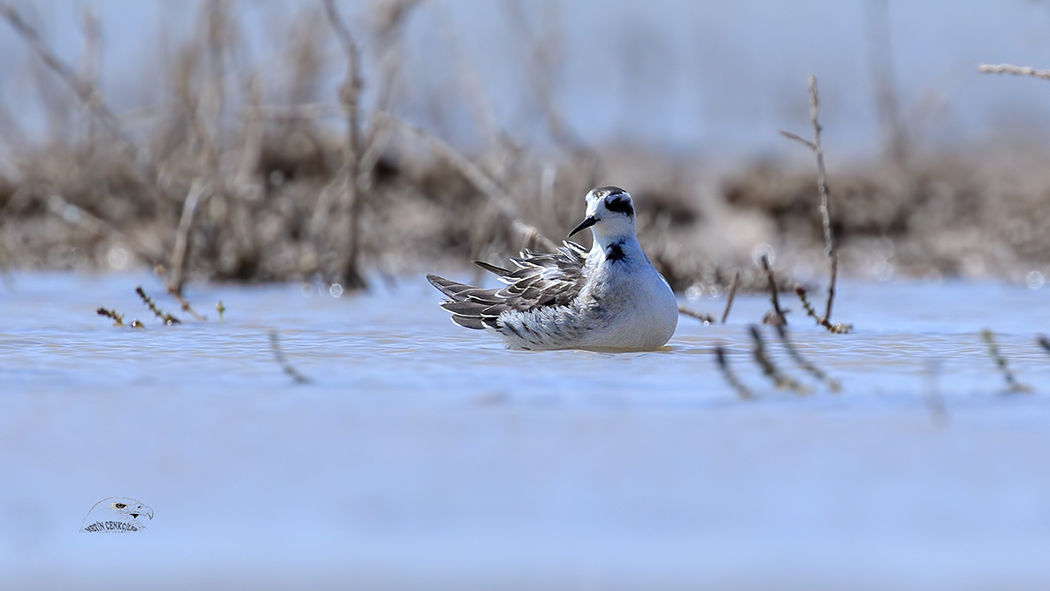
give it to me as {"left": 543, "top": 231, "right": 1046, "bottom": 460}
{"left": 0, "top": 2, "right": 1047, "bottom": 294}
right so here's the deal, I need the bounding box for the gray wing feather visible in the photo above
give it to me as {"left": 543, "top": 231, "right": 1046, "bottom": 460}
{"left": 426, "top": 241, "right": 588, "bottom": 331}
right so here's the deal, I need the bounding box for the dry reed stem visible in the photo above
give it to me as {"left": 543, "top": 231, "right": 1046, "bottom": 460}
{"left": 981, "top": 329, "right": 1031, "bottom": 394}
{"left": 269, "top": 330, "right": 311, "bottom": 384}
{"left": 323, "top": 0, "right": 367, "bottom": 291}
{"left": 749, "top": 325, "right": 807, "bottom": 394}
{"left": 0, "top": 3, "right": 165, "bottom": 204}
{"left": 714, "top": 345, "right": 753, "bottom": 400}
{"left": 168, "top": 180, "right": 211, "bottom": 297}
{"left": 978, "top": 64, "right": 1050, "bottom": 81}
{"left": 135, "top": 286, "right": 181, "bottom": 325}
{"left": 721, "top": 270, "right": 740, "bottom": 323}
{"left": 759, "top": 254, "right": 787, "bottom": 325}
{"left": 773, "top": 324, "right": 841, "bottom": 392}
{"left": 678, "top": 305, "right": 714, "bottom": 324}
{"left": 779, "top": 74, "right": 849, "bottom": 333}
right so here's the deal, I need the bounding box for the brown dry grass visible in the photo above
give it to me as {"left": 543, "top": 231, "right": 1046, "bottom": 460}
{"left": 0, "top": 2, "right": 1048, "bottom": 296}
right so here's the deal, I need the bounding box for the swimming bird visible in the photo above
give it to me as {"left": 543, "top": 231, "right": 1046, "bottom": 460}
{"left": 427, "top": 186, "right": 678, "bottom": 351}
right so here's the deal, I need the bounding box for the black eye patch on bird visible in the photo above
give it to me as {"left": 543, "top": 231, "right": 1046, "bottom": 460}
{"left": 605, "top": 197, "right": 634, "bottom": 217}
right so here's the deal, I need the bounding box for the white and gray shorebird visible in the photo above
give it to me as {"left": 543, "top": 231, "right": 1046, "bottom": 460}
{"left": 427, "top": 186, "right": 678, "bottom": 351}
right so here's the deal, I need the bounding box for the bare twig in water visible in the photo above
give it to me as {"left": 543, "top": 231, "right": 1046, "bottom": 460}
{"left": 322, "top": 0, "right": 368, "bottom": 291}
{"left": 269, "top": 330, "right": 311, "bottom": 384}
{"left": 795, "top": 285, "right": 851, "bottom": 334}
{"left": 678, "top": 305, "right": 714, "bottom": 324}
{"left": 978, "top": 63, "right": 1050, "bottom": 81}
{"left": 135, "top": 286, "right": 181, "bottom": 325}
{"left": 778, "top": 75, "right": 850, "bottom": 333}
{"left": 749, "top": 325, "right": 807, "bottom": 394}
{"left": 981, "top": 329, "right": 1031, "bottom": 394}
{"left": 721, "top": 270, "right": 740, "bottom": 324}
{"left": 773, "top": 324, "right": 841, "bottom": 392}
{"left": 759, "top": 254, "right": 787, "bottom": 326}
{"left": 714, "top": 345, "right": 752, "bottom": 400}
{"left": 169, "top": 290, "right": 205, "bottom": 322}
{"left": 96, "top": 307, "right": 124, "bottom": 327}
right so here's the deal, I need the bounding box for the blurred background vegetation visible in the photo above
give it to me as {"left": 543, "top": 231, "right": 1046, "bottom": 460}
{"left": 1, "top": 0, "right": 1049, "bottom": 295}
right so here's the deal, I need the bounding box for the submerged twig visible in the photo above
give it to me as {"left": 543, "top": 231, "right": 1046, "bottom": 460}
{"left": 135, "top": 286, "right": 181, "bottom": 325}
{"left": 778, "top": 74, "right": 849, "bottom": 333}
{"left": 773, "top": 324, "right": 841, "bottom": 392}
{"left": 721, "top": 270, "right": 740, "bottom": 324}
{"left": 749, "top": 325, "right": 807, "bottom": 394}
{"left": 924, "top": 358, "right": 948, "bottom": 426}
{"left": 269, "top": 330, "right": 311, "bottom": 384}
{"left": 96, "top": 307, "right": 124, "bottom": 327}
{"left": 1037, "top": 335, "right": 1050, "bottom": 356}
{"left": 714, "top": 345, "right": 752, "bottom": 400}
{"left": 759, "top": 254, "right": 787, "bottom": 326}
{"left": 981, "top": 329, "right": 1031, "bottom": 394}
{"left": 678, "top": 305, "right": 714, "bottom": 324}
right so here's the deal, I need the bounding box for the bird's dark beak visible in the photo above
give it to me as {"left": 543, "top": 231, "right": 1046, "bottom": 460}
{"left": 568, "top": 216, "right": 597, "bottom": 238}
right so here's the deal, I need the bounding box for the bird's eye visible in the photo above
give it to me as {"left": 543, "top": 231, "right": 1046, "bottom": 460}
{"left": 605, "top": 197, "right": 634, "bottom": 216}
{"left": 112, "top": 503, "right": 127, "bottom": 509}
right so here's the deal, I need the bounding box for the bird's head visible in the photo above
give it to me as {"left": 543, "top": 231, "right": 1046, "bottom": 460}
{"left": 106, "top": 498, "right": 153, "bottom": 521}
{"left": 568, "top": 186, "right": 636, "bottom": 245}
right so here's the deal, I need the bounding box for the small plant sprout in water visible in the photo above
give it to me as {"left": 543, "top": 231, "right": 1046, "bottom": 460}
{"left": 216, "top": 301, "right": 226, "bottom": 322}
{"left": 981, "top": 329, "right": 1032, "bottom": 394}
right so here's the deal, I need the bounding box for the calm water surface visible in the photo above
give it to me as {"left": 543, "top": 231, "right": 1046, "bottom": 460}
{"left": 2, "top": 272, "right": 1049, "bottom": 590}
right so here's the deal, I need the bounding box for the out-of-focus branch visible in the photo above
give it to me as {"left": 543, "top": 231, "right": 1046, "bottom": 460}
{"left": 377, "top": 113, "right": 559, "bottom": 253}
{"left": 0, "top": 3, "right": 165, "bottom": 204}
{"left": 321, "top": 0, "right": 369, "bottom": 290}
{"left": 978, "top": 64, "right": 1050, "bottom": 81}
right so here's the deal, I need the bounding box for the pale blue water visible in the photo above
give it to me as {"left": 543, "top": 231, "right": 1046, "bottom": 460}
{"left": 2, "top": 272, "right": 1049, "bottom": 589}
